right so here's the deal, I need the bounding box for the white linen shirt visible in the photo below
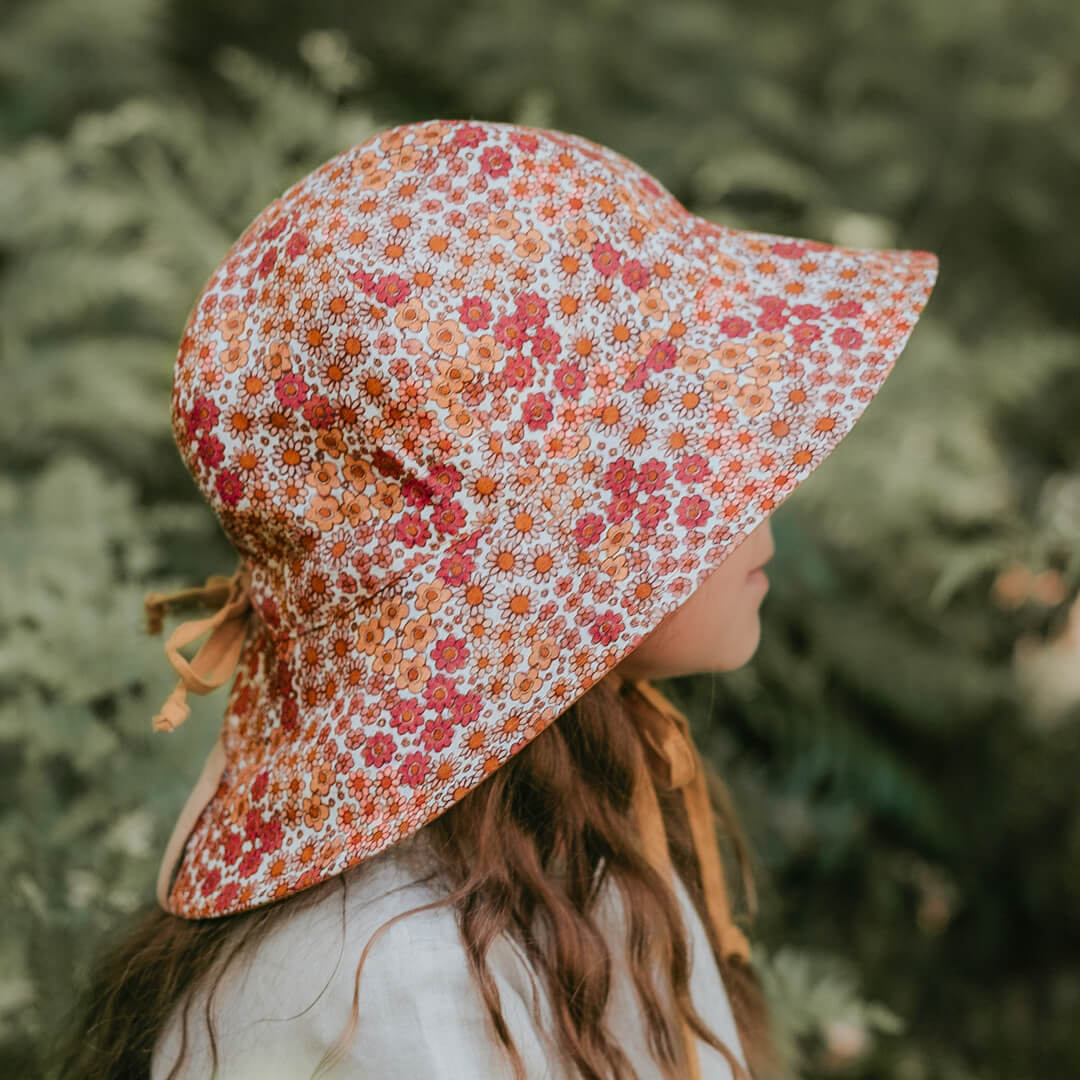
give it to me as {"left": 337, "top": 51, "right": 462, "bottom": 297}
{"left": 152, "top": 833, "right": 748, "bottom": 1079}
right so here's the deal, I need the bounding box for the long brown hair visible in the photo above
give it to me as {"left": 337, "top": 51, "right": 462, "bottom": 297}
{"left": 50, "top": 674, "right": 785, "bottom": 1080}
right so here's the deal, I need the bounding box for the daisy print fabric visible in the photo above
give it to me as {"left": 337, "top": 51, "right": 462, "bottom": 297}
{"left": 162, "top": 118, "right": 938, "bottom": 917}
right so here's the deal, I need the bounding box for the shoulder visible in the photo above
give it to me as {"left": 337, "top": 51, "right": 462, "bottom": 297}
{"left": 153, "top": 837, "right": 560, "bottom": 1079}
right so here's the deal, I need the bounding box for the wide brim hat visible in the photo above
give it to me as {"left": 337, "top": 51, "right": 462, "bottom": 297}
{"left": 144, "top": 118, "right": 938, "bottom": 924}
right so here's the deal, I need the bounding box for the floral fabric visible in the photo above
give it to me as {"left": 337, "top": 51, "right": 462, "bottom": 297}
{"left": 159, "top": 117, "right": 938, "bottom": 918}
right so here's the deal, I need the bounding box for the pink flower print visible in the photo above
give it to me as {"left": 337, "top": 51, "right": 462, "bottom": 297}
{"left": 302, "top": 394, "right": 335, "bottom": 429}
{"left": 552, "top": 361, "right": 585, "bottom": 399}
{"left": 718, "top": 316, "right": 753, "bottom": 338}
{"left": 374, "top": 273, "right": 411, "bottom": 306}
{"left": 398, "top": 752, "right": 429, "bottom": 789}
{"left": 604, "top": 492, "right": 635, "bottom": 524}
{"left": 494, "top": 312, "right": 529, "bottom": 351}
{"left": 770, "top": 241, "right": 806, "bottom": 258}
{"left": 193, "top": 429, "right": 223, "bottom": 471}
{"left": 214, "top": 467, "right": 243, "bottom": 507}
{"left": 285, "top": 230, "right": 309, "bottom": 260}
{"left": 603, "top": 456, "right": 637, "bottom": 496}
{"left": 421, "top": 716, "right": 454, "bottom": 752}
{"left": 674, "top": 452, "right": 708, "bottom": 485}
{"left": 447, "top": 690, "right": 482, "bottom": 726}
{"left": 791, "top": 322, "right": 823, "bottom": 345}
{"left": 503, "top": 352, "right": 535, "bottom": 390}
{"left": 188, "top": 394, "right": 219, "bottom": 433}
{"left": 589, "top": 609, "right": 625, "bottom": 645}
{"left": 591, "top": 241, "right": 622, "bottom": 277}
{"left": 432, "top": 635, "right": 470, "bottom": 673}
{"left": 256, "top": 248, "right": 277, "bottom": 278}
{"left": 522, "top": 392, "right": 553, "bottom": 430}
{"left": 829, "top": 300, "right": 864, "bottom": 319}
{"left": 259, "top": 818, "right": 283, "bottom": 853}
{"left": 458, "top": 295, "right": 493, "bottom": 331}
{"left": 200, "top": 868, "right": 221, "bottom": 898}
{"left": 635, "top": 458, "right": 669, "bottom": 493}
{"left": 223, "top": 830, "right": 244, "bottom": 866}
{"left": 791, "top": 303, "right": 823, "bottom": 320}
{"left": 514, "top": 291, "right": 549, "bottom": 326}
{"left": 479, "top": 145, "right": 513, "bottom": 177}
{"left": 431, "top": 499, "right": 467, "bottom": 535}
{"left": 620, "top": 259, "right": 651, "bottom": 290}
{"left": 239, "top": 847, "right": 263, "bottom": 878}
{"left": 275, "top": 373, "right": 309, "bottom": 408}
{"left": 530, "top": 326, "right": 561, "bottom": 363}
{"left": 389, "top": 699, "right": 425, "bottom": 735}
{"left": 637, "top": 494, "right": 671, "bottom": 533}
{"left": 363, "top": 731, "right": 397, "bottom": 768}
{"left": 437, "top": 549, "right": 475, "bottom": 586}
{"left": 395, "top": 512, "right": 431, "bottom": 548}
{"left": 831, "top": 326, "right": 865, "bottom": 349}
{"left": 573, "top": 512, "right": 606, "bottom": 547}
{"left": 427, "top": 462, "right": 463, "bottom": 498}
{"left": 675, "top": 494, "right": 710, "bottom": 528}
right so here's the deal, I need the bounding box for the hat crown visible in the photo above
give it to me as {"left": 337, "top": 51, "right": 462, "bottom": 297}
{"left": 170, "top": 119, "right": 714, "bottom": 637}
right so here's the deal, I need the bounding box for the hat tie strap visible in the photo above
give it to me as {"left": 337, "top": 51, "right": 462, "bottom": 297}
{"left": 143, "top": 563, "right": 253, "bottom": 733}
{"left": 623, "top": 677, "right": 752, "bottom": 1080}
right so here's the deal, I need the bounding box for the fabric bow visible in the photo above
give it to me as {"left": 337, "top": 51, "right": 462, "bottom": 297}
{"left": 143, "top": 563, "right": 253, "bottom": 732}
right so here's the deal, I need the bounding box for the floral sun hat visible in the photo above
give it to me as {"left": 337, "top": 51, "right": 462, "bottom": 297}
{"left": 143, "top": 119, "right": 939, "bottom": 943}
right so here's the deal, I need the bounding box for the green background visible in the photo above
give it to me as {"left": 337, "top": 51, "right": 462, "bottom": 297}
{"left": 2, "top": 0, "right": 1078, "bottom": 1076}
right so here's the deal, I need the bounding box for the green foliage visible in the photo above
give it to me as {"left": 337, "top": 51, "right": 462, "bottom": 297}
{"left": 2, "top": 0, "right": 1078, "bottom": 1077}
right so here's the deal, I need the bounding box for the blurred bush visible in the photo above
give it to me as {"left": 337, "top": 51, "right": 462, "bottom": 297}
{"left": 1, "top": 0, "right": 1078, "bottom": 1076}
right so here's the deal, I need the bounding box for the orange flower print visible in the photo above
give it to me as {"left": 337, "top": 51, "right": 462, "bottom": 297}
{"left": 415, "top": 579, "right": 451, "bottom": 613}
{"left": 734, "top": 382, "right": 775, "bottom": 418}
{"left": 428, "top": 318, "right": 466, "bottom": 356}
{"left": 466, "top": 334, "right": 501, "bottom": 373}
{"left": 342, "top": 492, "right": 373, "bottom": 526}
{"left": 710, "top": 342, "right": 749, "bottom": 369}
{"left": 487, "top": 209, "right": 521, "bottom": 239}
{"left": 219, "top": 337, "right": 250, "bottom": 374}
{"left": 514, "top": 228, "right": 550, "bottom": 262}
{"left": 751, "top": 330, "right": 788, "bottom": 356}
{"left": 310, "top": 762, "right": 335, "bottom": 797}
{"left": 218, "top": 306, "right": 247, "bottom": 341}
{"left": 396, "top": 656, "right": 431, "bottom": 693}
{"left": 305, "top": 459, "right": 340, "bottom": 497}
{"left": 305, "top": 493, "right": 344, "bottom": 533}
{"left": 302, "top": 794, "right": 330, "bottom": 831}
{"left": 704, "top": 370, "right": 738, "bottom": 402}
{"left": 676, "top": 346, "right": 709, "bottom": 374}
{"left": 342, "top": 452, "right": 375, "bottom": 492}
{"left": 394, "top": 298, "right": 430, "bottom": 333}
{"left": 400, "top": 612, "right": 438, "bottom": 652}
{"left": 370, "top": 479, "right": 404, "bottom": 521}
{"left": 637, "top": 286, "right": 669, "bottom": 321}
{"left": 370, "top": 642, "right": 404, "bottom": 676}
{"left": 562, "top": 216, "right": 597, "bottom": 251}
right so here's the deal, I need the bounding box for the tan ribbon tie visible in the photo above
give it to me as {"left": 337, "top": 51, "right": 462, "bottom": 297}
{"left": 622, "top": 677, "right": 752, "bottom": 1080}
{"left": 143, "top": 563, "right": 253, "bottom": 732}
{"left": 143, "top": 562, "right": 253, "bottom": 908}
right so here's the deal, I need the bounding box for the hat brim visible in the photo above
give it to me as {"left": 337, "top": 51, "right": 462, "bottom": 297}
{"left": 162, "top": 214, "right": 938, "bottom": 919}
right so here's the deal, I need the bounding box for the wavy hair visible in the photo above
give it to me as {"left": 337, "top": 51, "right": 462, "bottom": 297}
{"left": 50, "top": 674, "right": 784, "bottom": 1080}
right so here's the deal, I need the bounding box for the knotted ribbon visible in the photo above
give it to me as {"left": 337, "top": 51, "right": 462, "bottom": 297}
{"left": 144, "top": 562, "right": 252, "bottom": 907}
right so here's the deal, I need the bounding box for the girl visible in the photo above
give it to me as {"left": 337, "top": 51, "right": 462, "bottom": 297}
{"left": 53, "top": 117, "right": 938, "bottom": 1080}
